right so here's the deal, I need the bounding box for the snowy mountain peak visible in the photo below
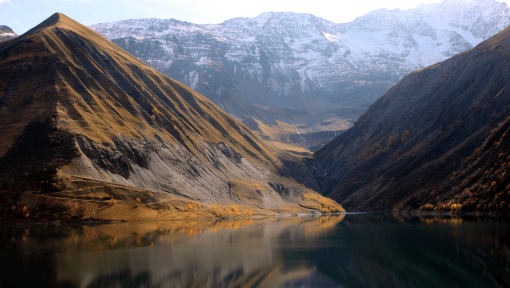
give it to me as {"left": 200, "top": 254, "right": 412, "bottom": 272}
{"left": 0, "top": 25, "right": 17, "bottom": 42}
{"left": 221, "top": 11, "right": 337, "bottom": 36}
{"left": 443, "top": 0, "right": 491, "bottom": 3}
{"left": 0, "top": 25, "right": 14, "bottom": 34}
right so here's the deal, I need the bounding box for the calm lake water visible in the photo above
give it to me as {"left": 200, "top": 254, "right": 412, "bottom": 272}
{"left": 0, "top": 214, "right": 509, "bottom": 288}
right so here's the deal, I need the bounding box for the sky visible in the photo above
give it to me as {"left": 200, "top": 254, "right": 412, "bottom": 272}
{"left": 1, "top": 0, "right": 510, "bottom": 35}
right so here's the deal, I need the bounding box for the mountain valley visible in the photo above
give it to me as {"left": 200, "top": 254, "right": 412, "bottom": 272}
{"left": 90, "top": 0, "right": 510, "bottom": 152}
{"left": 2, "top": 0, "right": 510, "bottom": 218}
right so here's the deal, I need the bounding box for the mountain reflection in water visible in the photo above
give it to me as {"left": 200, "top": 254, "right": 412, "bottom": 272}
{"left": 0, "top": 214, "right": 509, "bottom": 288}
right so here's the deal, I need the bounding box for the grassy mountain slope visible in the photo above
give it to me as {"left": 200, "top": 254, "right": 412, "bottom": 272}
{"left": 0, "top": 13, "right": 342, "bottom": 222}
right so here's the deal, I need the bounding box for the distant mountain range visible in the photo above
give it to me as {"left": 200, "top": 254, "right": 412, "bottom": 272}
{"left": 0, "top": 26, "right": 17, "bottom": 42}
{"left": 90, "top": 0, "right": 510, "bottom": 151}
{"left": 313, "top": 20, "right": 510, "bottom": 213}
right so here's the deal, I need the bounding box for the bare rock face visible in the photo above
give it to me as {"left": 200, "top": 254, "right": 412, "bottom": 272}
{"left": 0, "top": 13, "right": 341, "bottom": 222}
{"left": 89, "top": 0, "right": 510, "bottom": 151}
{"left": 0, "top": 26, "right": 17, "bottom": 42}
{"left": 313, "top": 22, "right": 510, "bottom": 212}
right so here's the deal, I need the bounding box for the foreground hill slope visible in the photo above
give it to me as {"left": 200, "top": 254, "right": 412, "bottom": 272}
{"left": 313, "top": 23, "right": 510, "bottom": 211}
{"left": 0, "top": 13, "right": 342, "bottom": 221}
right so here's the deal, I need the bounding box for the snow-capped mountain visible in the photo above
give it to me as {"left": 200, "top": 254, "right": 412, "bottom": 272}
{"left": 89, "top": 0, "right": 510, "bottom": 150}
{"left": 0, "top": 26, "right": 17, "bottom": 42}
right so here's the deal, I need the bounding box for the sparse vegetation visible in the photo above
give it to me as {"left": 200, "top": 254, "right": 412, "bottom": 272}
{"left": 419, "top": 204, "right": 434, "bottom": 211}
{"left": 300, "top": 193, "right": 344, "bottom": 213}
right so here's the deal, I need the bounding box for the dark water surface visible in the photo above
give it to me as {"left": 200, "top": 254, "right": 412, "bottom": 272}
{"left": 0, "top": 214, "right": 509, "bottom": 288}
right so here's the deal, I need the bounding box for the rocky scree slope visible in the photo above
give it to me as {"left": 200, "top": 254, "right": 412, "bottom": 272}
{"left": 0, "top": 13, "right": 341, "bottom": 222}
{"left": 313, "top": 22, "right": 510, "bottom": 212}
{"left": 89, "top": 0, "right": 510, "bottom": 151}
{"left": 0, "top": 26, "right": 17, "bottom": 42}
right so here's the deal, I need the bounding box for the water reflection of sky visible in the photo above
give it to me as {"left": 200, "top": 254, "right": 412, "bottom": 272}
{"left": 0, "top": 214, "right": 509, "bottom": 288}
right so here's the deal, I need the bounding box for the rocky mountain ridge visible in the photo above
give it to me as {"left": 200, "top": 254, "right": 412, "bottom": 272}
{"left": 89, "top": 0, "right": 510, "bottom": 151}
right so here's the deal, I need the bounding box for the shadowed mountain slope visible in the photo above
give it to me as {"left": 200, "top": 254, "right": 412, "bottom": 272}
{"left": 0, "top": 13, "right": 342, "bottom": 221}
{"left": 409, "top": 112, "right": 510, "bottom": 214}
{"left": 313, "top": 24, "right": 510, "bottom": 212}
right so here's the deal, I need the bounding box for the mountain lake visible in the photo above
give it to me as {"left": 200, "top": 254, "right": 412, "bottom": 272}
{"left": 0, "top": 213, "right": 509, "bottom": 287}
